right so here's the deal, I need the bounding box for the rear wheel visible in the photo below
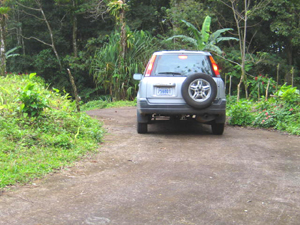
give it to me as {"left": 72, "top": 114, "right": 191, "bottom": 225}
{"left": 137, "top": 123, "right": 147, "bottom": 134}
{"left": 211, "top": 123, "right": 224, "bottom": 135}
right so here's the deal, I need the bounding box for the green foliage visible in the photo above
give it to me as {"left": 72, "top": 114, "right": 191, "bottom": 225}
{"left": 165, "top": 16, "right": 238, "bottom": 54}
{"left": 81, "top": 99, "right": 109, "bottom": 111}
{"left": 5, "top": 46, "right": 20, "bottom": 59}
{"left": 264, "top": 0, "right": 300, "bottom": 47}
{"left": 274, "top": 84, "right": 300, "bottom": 105}
{"left": 107, "top": 0, "right": 129, "bottom": 19}
{"left": 33, "top": 49, "right": 60, "bottom": 79}
{"left": 91, "top": 29, "right": 157, "bottom": 100}
{"left": 3, "top": 0, "right": 300, "bottom": 103}
{"left": 227, "top": 98, "right": 255, "bottom": 126}
{"left": 0, "top": 74, "right": 104, "bottom": 188}
{"left": 167, "top": 0, "right": 212, "bottom": 33}
{"left": 0, "top": 7, "right": 11, "bottom": 15}
{"left": 248, "top": 75, "right": 277, "bottom": 99}
{"left": 253, "top": 109, "right": 280, "bottom": 128}
{"left": 227, "top": 85, "right": 300, "bottom": 135}
{"left": 105, "top": 100, "right": 136, "bottom": 108}
{"left": 126, "top": 0, "right": 169, "bottom": 33}
{"left": 18, "top": 73, "right": 50, "bottom": 117}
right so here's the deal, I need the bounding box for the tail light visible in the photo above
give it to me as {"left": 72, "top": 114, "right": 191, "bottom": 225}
{"left": 145, "top": 55, "right": 157, "bottom": 76}
{"left": 209, "top": 56, "right": 220, "bottom": 78}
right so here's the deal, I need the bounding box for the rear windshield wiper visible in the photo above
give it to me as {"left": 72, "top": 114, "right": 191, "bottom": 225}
{"left": 157, "top": 72, "right": 184, "bottom": 76}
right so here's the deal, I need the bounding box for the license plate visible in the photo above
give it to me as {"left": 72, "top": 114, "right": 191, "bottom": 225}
{"left": 156, "top": 87, "right": 173, "bottom": 96}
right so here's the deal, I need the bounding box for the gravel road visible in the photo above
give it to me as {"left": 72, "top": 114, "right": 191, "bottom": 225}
{"left": 0, "top": 107, "right": 300, "bottom": 225}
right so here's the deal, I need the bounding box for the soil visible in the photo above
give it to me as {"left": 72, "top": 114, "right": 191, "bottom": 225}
{"left": 0, "top": 107, "right": 300, "bottom": 225}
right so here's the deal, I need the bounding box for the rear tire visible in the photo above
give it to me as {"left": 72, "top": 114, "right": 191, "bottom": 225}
{"left": 211, "top": 123, "right": 224, "bottom": 135}
{"left": 181, "top": 73, "right": 217, "bottom": 109}
{"left": 137, "top": 123, "right": 147, "bottom": 134}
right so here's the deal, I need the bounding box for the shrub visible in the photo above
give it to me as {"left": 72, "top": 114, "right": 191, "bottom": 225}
{"left": 274, "top": 84, "right": 300, "bottom": 105}
{"left": 227, "top": 99, "right": 255, "bottom": 126}
{"left": 227, "top": 83, "right": 300, "bottom": 135}
{"left": 248, "top": 75, "right": 277, "bottom": 99}
{"left": 18, "top": 75, "right": 50, "bottom": 117}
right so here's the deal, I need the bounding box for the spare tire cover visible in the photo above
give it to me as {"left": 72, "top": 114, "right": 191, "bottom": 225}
{"left": 181, "top": 73, "right": 217, "bottom": 109}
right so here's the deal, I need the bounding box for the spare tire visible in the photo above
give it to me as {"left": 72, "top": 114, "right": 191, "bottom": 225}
{"left": 181, "top": 73, "right": 217, "bottom": 109}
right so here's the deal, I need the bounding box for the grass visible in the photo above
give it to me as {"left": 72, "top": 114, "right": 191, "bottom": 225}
{"left": 0, "top": 74, "right": 104, "bottom": 189}
{"left": 81, "top": 99, "right": 136, "bottom": 111}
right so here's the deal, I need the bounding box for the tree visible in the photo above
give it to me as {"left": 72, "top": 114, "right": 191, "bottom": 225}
{"left": 0, "top": 2, "right": 10, "bottom": 75}
{"left": 16, "top": 0, "right": 62, "bottom": 71}
{"left": 126, "top": 0, "right": 170, "bottom": 35}
{"left": 107, "top": 0, "right": 128, "bottom": 61}
{"left": 261, "top": 0, "right": 300, "bottom": 84}
{"left": 165, "top": 16, "right": 238, "bottom": 55}
{"left": 217, "top": 0, "right": 271, "bottom": 101}
{"left": 55, "top": 0, "right": 81, "bottom": 58}
{"left": 167, "top": 0, "right": 212, "bottom": 35}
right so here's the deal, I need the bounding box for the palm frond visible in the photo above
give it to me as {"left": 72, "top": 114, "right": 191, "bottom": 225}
{"left": 180, "top": 19, "right": 201, "bottom": 40}
{"left": 166, "top": 35, "right": 198, "bottom": 47}
{"left": 201, "top": 16, "right": 211, "bottom": 44}
{"left": 204, "top": 44, "right": 223, "bottom": 55}
{"left": 210, "top": 28, "right": 238, "bottom": 44}
{"left": 5, "top": 46, "right": 21, "bottom": 59}
{"left": 216, "top": 37, "right": 239, "bottom": 43}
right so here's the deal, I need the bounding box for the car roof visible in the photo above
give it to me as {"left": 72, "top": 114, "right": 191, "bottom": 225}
{"left": 153, "top": 50, "right": 211, "bottom": 56}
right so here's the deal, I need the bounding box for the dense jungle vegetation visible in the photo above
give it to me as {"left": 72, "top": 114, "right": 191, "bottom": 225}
{"left": 0, "top": 0, "right": 299, "bottom": 101}
{"left": 0, "top": 0, "right": 300, "bottom": 188}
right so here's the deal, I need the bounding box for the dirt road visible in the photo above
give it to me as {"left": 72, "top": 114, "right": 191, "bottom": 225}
{"left": 1, "top": 107, "right": 300, "bottom": 225}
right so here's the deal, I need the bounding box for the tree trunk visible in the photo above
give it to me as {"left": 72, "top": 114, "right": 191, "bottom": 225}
{"left": 242, "top": 0, "right": 248, "bottom": 99}
{"left": 120, "top": 5, "right": 126, "bottom": 61}
{"left": 72, "top": 0, "right": 78, "bottom": 58}
{"left": 237, "top": 69, "right": 245, "bottom": 102}
{"left": 285, "top": 40, "right": 293, "bottom": 85}
{"left": 38, "top": 2, "right": 62, "bottom": 71}
{"left": 276, "top": 63, "right": 280, "bottom": 91}
{"left": 18, "top": 0, "right": 62, "bottom": 71}
{"left": 67, "top": 68, "right": 80, "bottom": 112}
{"left": 230, "top": 0, "right": 247, "bottom": 101}
{"left": 0, "top": 15, "right": 6, "bottom": 76}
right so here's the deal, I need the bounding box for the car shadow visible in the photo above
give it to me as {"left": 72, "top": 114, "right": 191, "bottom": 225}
{"left": 147, "top": 120, "right": 212, "bottom": 135}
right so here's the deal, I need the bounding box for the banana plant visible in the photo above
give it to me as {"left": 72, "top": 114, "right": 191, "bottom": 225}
{"left": 5, "top": 46, "right": 20, "bottom": 59}
{"left": 166, "top": 16, "right": 238, "bottom": 54}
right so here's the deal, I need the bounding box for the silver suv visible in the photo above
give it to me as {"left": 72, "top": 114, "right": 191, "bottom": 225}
{"left": 133, "top": 50, "right": 226, "bottom": 135}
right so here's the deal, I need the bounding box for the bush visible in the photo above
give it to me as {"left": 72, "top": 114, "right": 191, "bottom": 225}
{"left": 274, "top": 84, "right": 300, "bottom": 105}
{"left": 227, "top": 84, "right": 300, "bottom": 135}
{"left": 18, "top": 73, "right": 50, "bottom": 117}
{"left": 227, "top": 99, "right": 255, "bottom": 126}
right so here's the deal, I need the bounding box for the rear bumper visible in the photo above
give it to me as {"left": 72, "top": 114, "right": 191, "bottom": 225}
{"left": 137, "top": 99, "right": 226, "bottom": 115}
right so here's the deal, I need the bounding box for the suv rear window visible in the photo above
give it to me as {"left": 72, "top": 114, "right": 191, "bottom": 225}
{"left": 152, "top": 54, "right": 213, "bottom": 76}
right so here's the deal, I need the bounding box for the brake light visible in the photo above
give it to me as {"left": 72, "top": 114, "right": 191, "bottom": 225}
{"left": 178, "top": 55, "right": 188, "bottom": 60}
{"left": 145, "top": 55, "right": 157, "bottom": 76}
{"left": 209, "top": 56, "right": 220, "bottom": 77}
